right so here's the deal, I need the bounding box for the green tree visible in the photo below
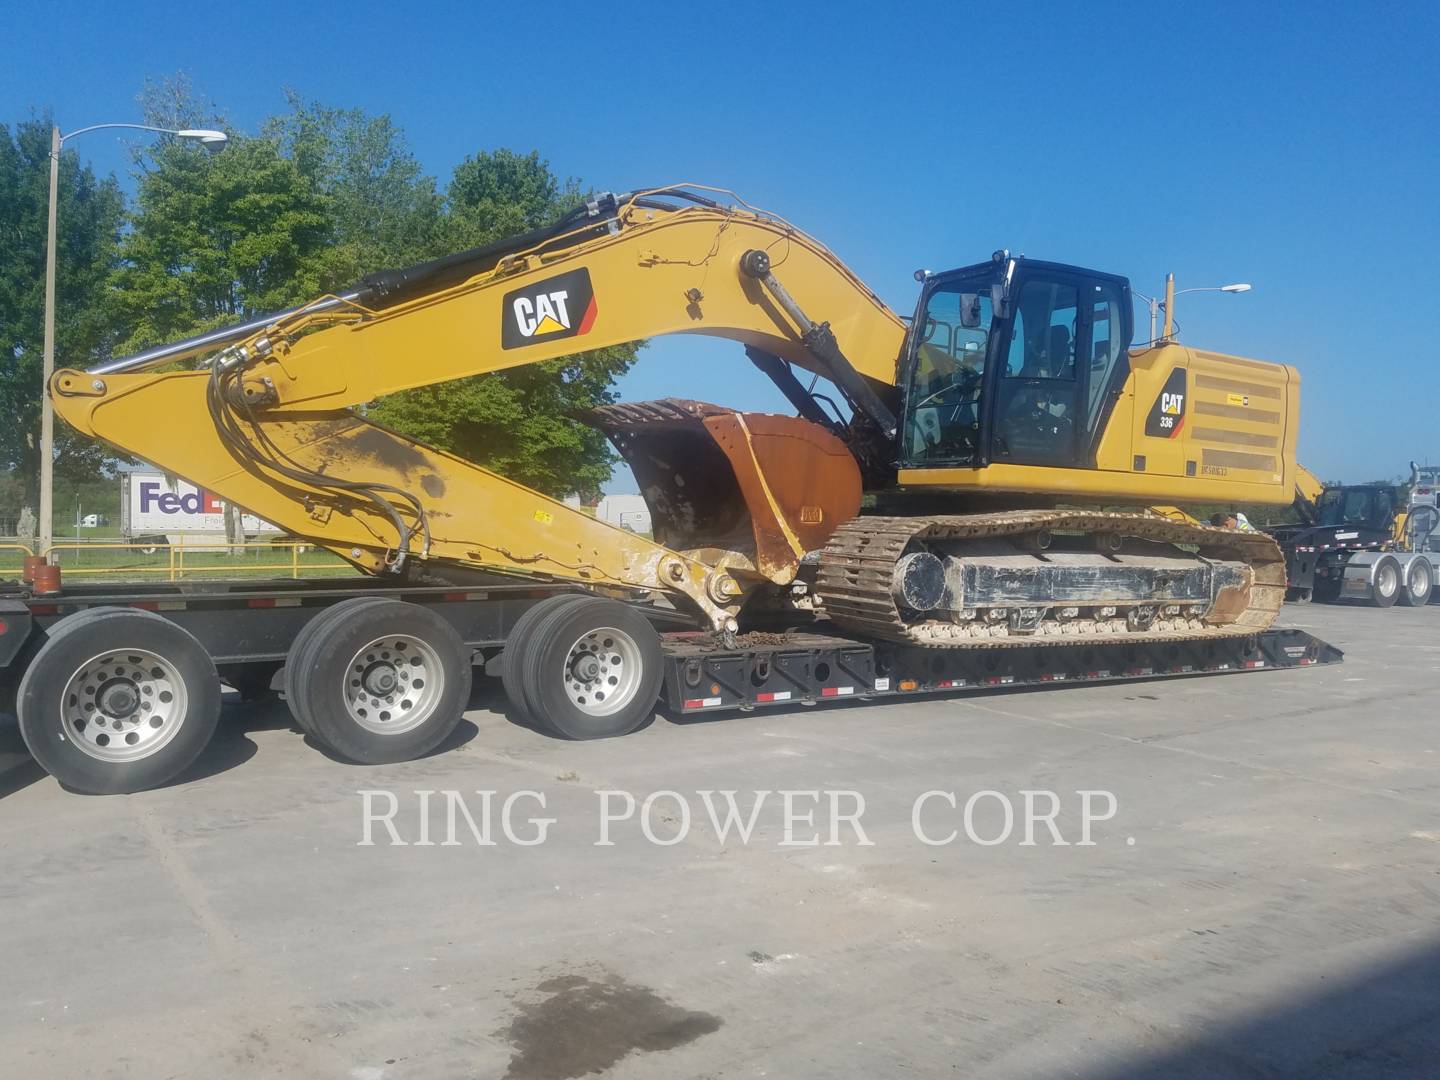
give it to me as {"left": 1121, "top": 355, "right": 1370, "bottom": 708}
{"left": 0, "top": 117, "right": 126, "bottom": 524}
{"left": 265, "top": 91, "right": 443, "bottom": 288}
{"left": 370, "top": 150, "right": 641, "bottom": 498}
{"left": 112, "top": 131, "right": 330, "bottom": 350}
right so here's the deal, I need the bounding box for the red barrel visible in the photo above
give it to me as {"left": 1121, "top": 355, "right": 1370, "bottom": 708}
{"left": 21, "top": 555, "right": 45, "bottom": 584}
{"left": 32, "top": 562, "right": 62, "bottom": 596}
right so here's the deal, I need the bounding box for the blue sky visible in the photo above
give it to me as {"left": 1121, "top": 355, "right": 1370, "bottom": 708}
{"left": 4, "top": 0, "right": 1437, "bottom": 489}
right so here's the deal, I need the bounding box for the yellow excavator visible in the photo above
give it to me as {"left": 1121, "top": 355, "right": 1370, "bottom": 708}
{"left": 55, "top": 185, "right": 1297, "bottom": 673}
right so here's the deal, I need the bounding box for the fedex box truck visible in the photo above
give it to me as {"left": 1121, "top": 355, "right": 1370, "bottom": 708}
{"left": 122, "top": 471, "right": 280, "bottom": 548}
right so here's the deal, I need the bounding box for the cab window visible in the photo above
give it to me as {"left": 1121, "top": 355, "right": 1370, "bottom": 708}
{"left": 1086, "top": 284, "right": 1126, "bottom": 436}
{"left": 903, "top": 282, "right": 991, "bottom": 464}
{"left": 994, "top": 279, "right": 1079, "bottom": 466}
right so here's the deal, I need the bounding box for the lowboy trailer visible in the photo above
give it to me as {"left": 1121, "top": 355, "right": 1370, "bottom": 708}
{"left": 0, "top": 572, "right": 1341, "bottom": 796}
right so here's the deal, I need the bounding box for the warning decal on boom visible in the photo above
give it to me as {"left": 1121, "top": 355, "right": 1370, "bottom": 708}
{"left": 1145, "top": 367, "right": 1187, "bottom": 439}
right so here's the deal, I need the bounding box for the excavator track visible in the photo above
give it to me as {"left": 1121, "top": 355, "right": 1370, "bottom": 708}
{"left": 815, "top": 510, "right": 1286, "bottom": 648}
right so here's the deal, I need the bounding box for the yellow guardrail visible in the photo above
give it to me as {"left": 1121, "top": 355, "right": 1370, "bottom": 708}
{"left": 1, "top": 542, "right": 36, "bottom": 559}
{"left": 29, "top": 539, "right": 354, "bottom": 581}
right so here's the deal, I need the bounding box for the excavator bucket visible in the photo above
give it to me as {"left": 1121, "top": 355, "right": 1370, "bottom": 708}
{"left": 583, "top": 399, "right": 862, "bottom": 583}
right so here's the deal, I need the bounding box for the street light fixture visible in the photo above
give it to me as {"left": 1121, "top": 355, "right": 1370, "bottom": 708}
{"left": 1134, "top": 273, "right": 1252, "bottom": 344}
{"left": 38, "top": 122, "right": 227, "bottom": 559}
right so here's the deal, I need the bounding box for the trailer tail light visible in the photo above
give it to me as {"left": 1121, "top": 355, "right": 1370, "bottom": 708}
{"left": 899, "top": 679, "right": 919, "bottom": 691}
{"left": 0, "top": 617, "right": 7, "bottom": 635}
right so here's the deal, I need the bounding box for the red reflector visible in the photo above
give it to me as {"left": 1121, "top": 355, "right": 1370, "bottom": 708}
{"left": 247, "top": 598, "right": 276, "bottom": 608}
{"left": 1243, "top": 659, "right": 1265, "bottom": 669}
{"left": 0, "top": 617, "right": 7, "bottom": 634}
{"left": 29, "top": 604, "right": 58, "bottom": 616}
{"left": 130, "top": 601, "right": 159, "bottom": 611}
{"left": 443, "top": 591, "right": 469, "bottom": 602}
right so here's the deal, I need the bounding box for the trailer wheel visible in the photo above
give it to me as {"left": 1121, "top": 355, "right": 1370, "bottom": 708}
{"left": 16, "top": 608, "right": 220, "bottom": 794}
{"left": 1399, "top": 558, "right": 1433, "bottom": 607}
{"left": 283, "top": 597, "right": 395, "bottom": 736}
{"left": 500, "top": 594, "right": 588, "bottom": 720}
{"left": 520, "top": 597, "right": 662, "bottom": 740}
{"left": 288, "top": 599, "right": 471, "bottom": 764}
{"left": 1370, "top": 557, "right": 1402, "bottom": 607}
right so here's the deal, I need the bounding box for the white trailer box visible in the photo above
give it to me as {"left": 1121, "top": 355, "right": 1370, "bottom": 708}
{"left": 122, "top": 471, "right": 279, "bottom": 545}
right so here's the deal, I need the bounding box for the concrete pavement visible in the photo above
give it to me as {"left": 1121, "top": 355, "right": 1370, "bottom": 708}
{"left": 2, "top": 601, "right": 1438, "bottom": 1078}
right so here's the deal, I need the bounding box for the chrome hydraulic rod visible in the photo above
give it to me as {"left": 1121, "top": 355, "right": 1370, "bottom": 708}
{"left": 87, "top": 291, "right": 366, "bottom": 375}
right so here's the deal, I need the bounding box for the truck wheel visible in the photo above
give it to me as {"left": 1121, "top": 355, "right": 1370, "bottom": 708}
{"left": 1400, "top": 558, "right": 1434, "bottom": 607}
{"left": 520, "top": 597, "right": 662, "bottom": 740}
{"left": 1370, "top": 557, "right": 1401, "bottom": 607}
{"left": 500, "top": 594, "right": 588, "bottom": 720}
{"left": 288, "top": 599, "right": 471, "bottom": 764}
{"left": 16, "top": 608, "right": 221, "bottom": 794}
{"left": 283, "top": 597, "right": 395, "bottom": 736}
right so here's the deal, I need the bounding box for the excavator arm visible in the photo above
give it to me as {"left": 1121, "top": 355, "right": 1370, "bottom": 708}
{"left": 52, "top": 188, "right": 907, "bottom": 632}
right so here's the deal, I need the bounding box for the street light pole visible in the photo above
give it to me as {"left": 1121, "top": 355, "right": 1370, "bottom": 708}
{"left": 39, "top": 124, "right": 60, "bottom": 557}
{"left": 37, "top": 122, "right": 226, "bottom": 561}
{"left": 1135, "top": 274, "right": 1252, "bottom": 346}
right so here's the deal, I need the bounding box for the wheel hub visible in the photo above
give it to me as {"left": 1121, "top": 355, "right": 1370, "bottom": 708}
{"left": 97, "top": 678, "right": 139, "bottom": 718}
{"left": 362, "top": 663, "right": 399, "bottom": 696}
{"left": 62, "top": 649, "right": 188, "bottom": 763}
{"left": 562, "top": 628, "right": 642, "bottom": 717}
{"left": 570, "top": 651, "right": 602, "bottom": 683}
{"left": 342, "top": 636, "right": 445, "bottom": 735}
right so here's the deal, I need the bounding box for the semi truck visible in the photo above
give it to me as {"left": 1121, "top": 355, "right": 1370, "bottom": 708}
{"left": 1268, "top": 464, "right": 1438, "bottom": 606}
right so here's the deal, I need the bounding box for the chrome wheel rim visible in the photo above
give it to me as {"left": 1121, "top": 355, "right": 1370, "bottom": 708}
{"left": 562, "top": 627, "right": 642, "bottom": 716}
{"left": 63, "top": 649, "right": 188, "bottom": 763}
{"left": 1378, "top": 564, "right": 1399, "bottom": 597}
{"left": 342, "top": 635, "right": 445, "bottom": 735}
{"left": 1411, "top": 563, "right": 1431, "bottom": 596}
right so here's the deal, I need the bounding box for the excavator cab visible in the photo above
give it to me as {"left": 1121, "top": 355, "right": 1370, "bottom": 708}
{"left": 900, "top": 256, "right": 1132, "bottom": 474}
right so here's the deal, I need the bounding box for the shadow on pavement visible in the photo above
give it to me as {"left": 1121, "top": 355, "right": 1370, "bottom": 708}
{"left": 0, "top": 714, "right": 45, "bottom": 799}
{"left": 1081, "top": 936, "right": 1440, "bottom": 1079}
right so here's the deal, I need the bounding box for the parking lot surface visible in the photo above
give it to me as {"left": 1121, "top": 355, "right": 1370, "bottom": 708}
{"left": 3, "top": 601, "right": 1438, "bottom": 1078}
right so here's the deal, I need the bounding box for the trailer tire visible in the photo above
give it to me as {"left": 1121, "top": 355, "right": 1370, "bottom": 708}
{"left": 288, "top": 599, "right": 471, "bottom": 765}
{"left": 1369, "top": 556, "right": 1402, "bottom": 608}
{"left": 283, "top": 597, "right": 396, "bottom": 736}
{"left": 520, "top": 597, "right": 662, "bottom": 740}
{"left": 16, "top": 607, "right": 221, "bottom": 795}
{"left": 500, "top": 594, "right": 588, "bottom": 721}
{"left": 1399, "top": 558, "right": 1433, "bottom": 607}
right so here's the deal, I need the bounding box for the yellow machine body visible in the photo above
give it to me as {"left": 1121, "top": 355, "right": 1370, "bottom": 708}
{"left": 51, "top": 187, "right": 1302, "bottom": 634}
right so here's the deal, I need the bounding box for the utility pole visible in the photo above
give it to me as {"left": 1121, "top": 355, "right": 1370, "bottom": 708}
{"left": 39, "top": 124, "right": 60, "bottom": 560}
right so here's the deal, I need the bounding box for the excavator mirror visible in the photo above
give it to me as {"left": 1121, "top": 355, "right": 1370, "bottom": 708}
{"left": 959, "top": 294, "right": 983, "bottom": 329}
